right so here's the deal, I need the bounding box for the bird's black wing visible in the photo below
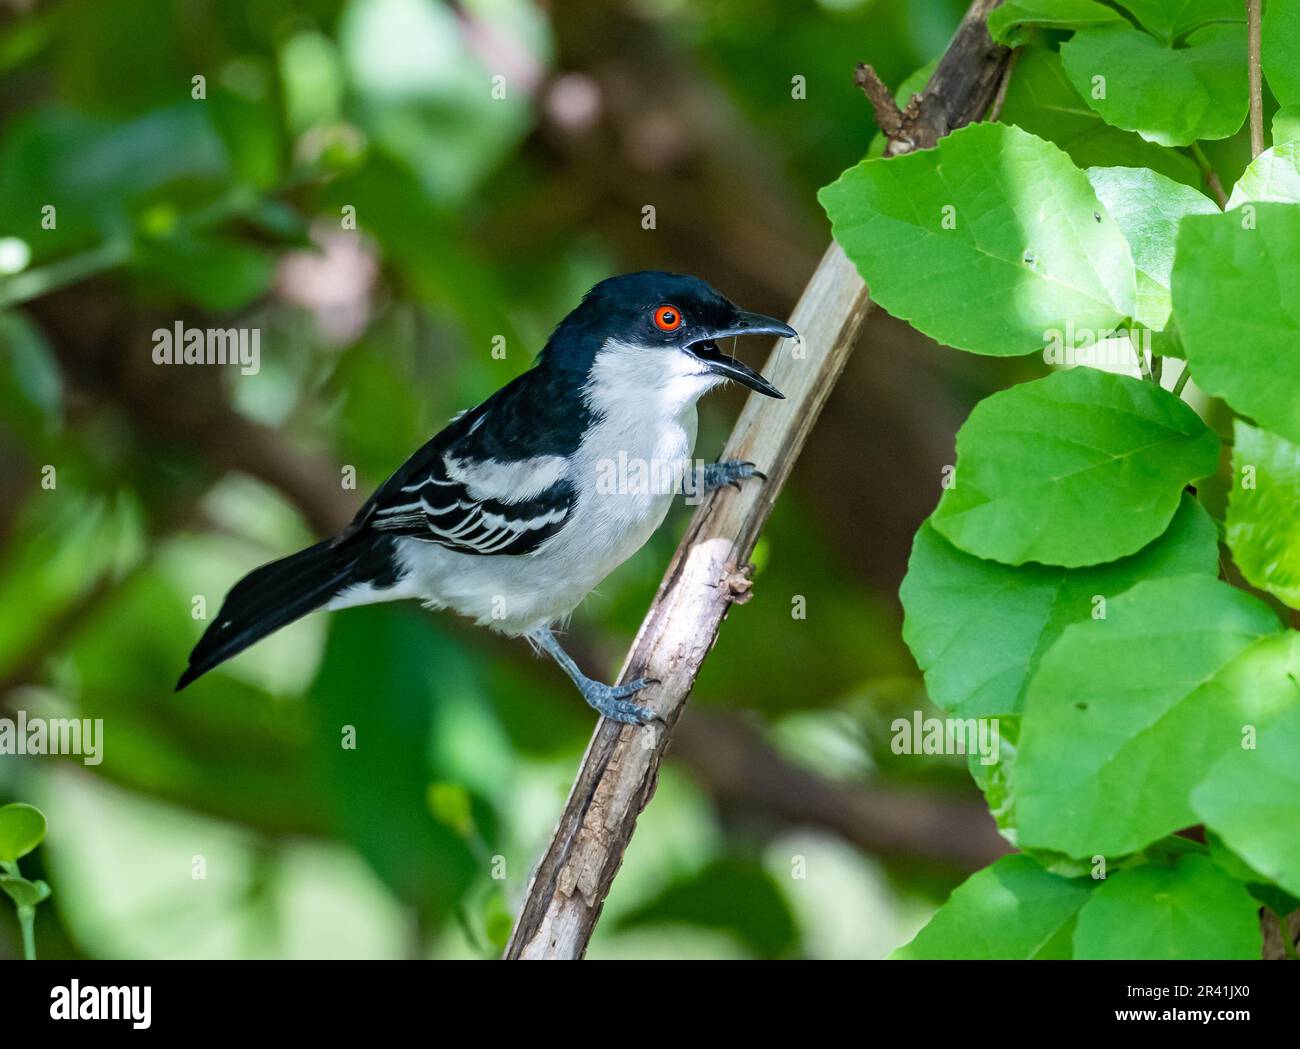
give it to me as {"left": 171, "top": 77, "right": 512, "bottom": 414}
{"left": 333, "top": 373, "right": 586, "bottom": 557}
{"left": 364, "top": 449, "right": 575, "bottom": 556}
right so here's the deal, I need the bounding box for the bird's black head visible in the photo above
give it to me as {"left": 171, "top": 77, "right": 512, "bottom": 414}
{"left": 538, "top": 271, "right": 795, "bottom": 399}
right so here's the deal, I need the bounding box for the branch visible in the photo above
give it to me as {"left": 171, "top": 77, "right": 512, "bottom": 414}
{"left": 1261, "top": 908, "right": 1300, "bottom": 960}
{"left": 673, "top": 713, "right": 1011, "bottom": 871}
{"left": 199, "top": 415, "right": 356, "bottom": 538}
{"left": 1190, "top": 142, "right": 1229, "bottom": 210}
{"left": 986, "top": 46, "right": 1019, "bottom": 122}
{"left": 505, "top": 0, "right": 1011, "bottom": 960}
{"left": 869, "top": 0, "right": 1011, "bottom": 156}
{"left": 1247, "top": 0, "right": 1264, "bottom": 158}
{"left": 853, "top": 63, "right": 907, "bottom": 141}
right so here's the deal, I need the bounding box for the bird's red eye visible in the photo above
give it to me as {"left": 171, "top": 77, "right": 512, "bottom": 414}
{"left": 654, "top": 305, "right": 682, "bottom": 332}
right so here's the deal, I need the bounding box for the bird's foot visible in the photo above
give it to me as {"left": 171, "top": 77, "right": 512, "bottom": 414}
{"left": 701, "top": 459, "right": 767, "bottom": 493}
{"left": 579, "top": 677, "right": 661, "bottom": 725}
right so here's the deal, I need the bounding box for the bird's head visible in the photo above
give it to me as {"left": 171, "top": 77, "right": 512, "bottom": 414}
{"left": 540, "top": 272, "right": 796, "bottom": 404}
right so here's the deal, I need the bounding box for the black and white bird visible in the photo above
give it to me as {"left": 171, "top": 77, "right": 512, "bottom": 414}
{"left": 177, "top": 272, "right": 796, "bottom": 724}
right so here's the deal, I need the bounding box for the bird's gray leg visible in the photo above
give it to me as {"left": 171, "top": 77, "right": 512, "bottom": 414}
{"left": 528, "top": 628, "right": 660, "bottom": 726}
{"left": 688, "top": 460, "right": 767, "bottom": 495}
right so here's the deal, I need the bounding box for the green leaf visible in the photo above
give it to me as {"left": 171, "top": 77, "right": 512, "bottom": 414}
{"left": 1017, "top": 578, "right": 1285, "bottom": 858}
{"left": 1086, "top": 166, "right": 1217, "bottom": 330}
{"left": 1226, "top": 421, "right": 1300, "bottom": 610}
{"left": 968, "top": 716, "right": 1020, "bottom": 838}
{"left": 617, "top": 858, "right": 799, "bottom": 958}
{"left": 309, "top": 606, "right": 479, "bottom": 924}
{"left": 0, "top": 803, "right": 46, "bottom": 863}
{"left": 819, "top": 122, "right": 1135, "bottom": 358}
{"left": 278, "top": 29, "right": 345, "bottom": 135}
{"left": 988, "top": 0, "right": 1122, "bottom": 47}
{"left": 999, "top": 48, "right": 1200, "bottom": 185}
{"left": 1173, "top": 203, "right": 1300, "bottom": 445}
{"left": 1201, "top": 830, "right": 1297, "bottom": 921}
{"left": 972, "top": 724, "right": 1110, "bottom": 879}
{"left": 903, "top": 494, "right": 1217, "bottom": 717}
{"left": 243, "top": 199, "right": 313, "bottom": 247}
{"left": 932, "top": 369, "right": 1220, "bottom": 567}
{"left": 0, "top": 310, "right": 62, "bottom": 436}
{"left": 1274, "top": 106, "right": 1300, "bottom": 146}
{"left": 0, "top": 105, "right": 229, "bottom": 263}
{"left": 1116, "top": 0, "right": 1243, "bottom": 41}
{"left": 1206, "top": 829, "right": 1266, "bottom": 883}
{"left": 1263, "top": 0, "right": 1300, "bottom": 107}
{"left": 1194, "top": 705, "right": 1300, "bottom": 898}
{"left": 1226, "top": 143, "right": 1300, "bottom": 207}
{"left": 1074, "top": 854, "right": 1262, "bottom": 959}
{"left": 208, "top": 87, "right": 284, "bottom": 190}
{"left": 0, "top": 875, "right": 50, "bottom": 909}
{"left": 482, "top": 888, "right": 514, "bottom": 950}
{"left": 893, "top": 855, "right": 1092, "bottom": 959}
{"left": 1061, "top": 23, "right": 1248, "bottom": 147}
{"left": 1249, "top": 882, "right": 1300, "bottom": 923}
{"left": 131, "top": 233, "right": 276, "bottom": 312}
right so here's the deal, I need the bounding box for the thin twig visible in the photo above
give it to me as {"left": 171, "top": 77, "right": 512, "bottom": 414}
{"left": 1130, "top": 331, "right": 1152, "bottom": 381}
{"left": 854, "top": 63, "right": 906, "bottom": 141}
{"left": 1247, "top": 0, "right": 1264, "bottom": 158}
{"left": 986, "top": 46, "right": 1019, "bottom": 121}
{"left": 1189, "top": 142, "right": 1229, "bottom": 209}
{"left": 504, "top": 0, "right": 1011, "bottom": 961}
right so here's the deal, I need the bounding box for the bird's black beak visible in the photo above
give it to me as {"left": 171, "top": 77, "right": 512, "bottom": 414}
{"left": 686, "top": 310, "right": 796, "bottom": 399}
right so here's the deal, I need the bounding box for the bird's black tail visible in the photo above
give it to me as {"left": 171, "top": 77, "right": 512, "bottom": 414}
{"left": 176, "top": 538, "right": 364, "bottom": 691}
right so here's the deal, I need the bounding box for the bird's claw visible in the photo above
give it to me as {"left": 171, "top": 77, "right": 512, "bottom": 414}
{"left": 580, "top": 677, "right": 661, "bottom": 725}
{"left": 702, "top": 459, "right": 767, "bottom": 494}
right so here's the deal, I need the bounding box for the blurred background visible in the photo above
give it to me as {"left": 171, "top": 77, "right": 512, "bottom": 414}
{"left": 0, "top": 0, "right": 1044, "bottom": 959}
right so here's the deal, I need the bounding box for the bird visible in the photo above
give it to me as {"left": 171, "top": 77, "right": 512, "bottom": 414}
{"left": 176, "top": 271, "right": 796, "bottom": 724}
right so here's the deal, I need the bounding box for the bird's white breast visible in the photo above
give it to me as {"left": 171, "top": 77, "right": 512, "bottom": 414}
{"left": 391, "top": 339, "right": 717, "bottom": 634}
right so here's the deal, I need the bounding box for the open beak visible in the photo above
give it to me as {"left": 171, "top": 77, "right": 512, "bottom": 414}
{"left": 686, "top": 310, "right": 797, "bottom": 399}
